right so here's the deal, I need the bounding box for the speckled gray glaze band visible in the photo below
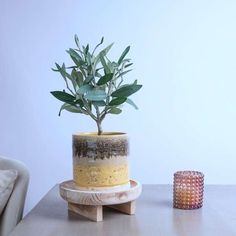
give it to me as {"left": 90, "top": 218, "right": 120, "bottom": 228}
{"left": 73, "top": 132, "right": 129, "bottom": 160}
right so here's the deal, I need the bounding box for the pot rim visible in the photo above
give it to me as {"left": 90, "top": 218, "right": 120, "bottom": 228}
{"left": 73, "top": 132, "right": 127, "bottom": 137}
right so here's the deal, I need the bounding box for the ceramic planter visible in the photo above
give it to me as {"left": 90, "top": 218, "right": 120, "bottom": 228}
{"left": 72, "top": 132, "right": 129, "bottom": 188}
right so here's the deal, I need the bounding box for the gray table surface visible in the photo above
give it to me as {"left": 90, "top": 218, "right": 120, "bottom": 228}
{"left": 10, "top": 185, "right": 236, "bottom": 236}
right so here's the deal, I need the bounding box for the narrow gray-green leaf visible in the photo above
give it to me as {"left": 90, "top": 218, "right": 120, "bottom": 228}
{"left": 109, "top": 97, "right": 127, "bottom": 106}
{"left": 86, "top": 52, "right": 92, "bottom": 65}
{"left": 74, "top": 35, "right": 80, "bottom": 48}
{"left": 99, "top": 43, "right": 114, "bottom": 56}
{"left": 66, "top": 66, "right": 78, "bottom": 69}
{"left": 92, "top": 37, "right": 104, "bottom": 55}
{"left": 93, "top": 43, "right": 113, "bottom": 68}
{"left": 108, "top": 107, "right": 122, "bottom": 114}
{"left": 59, "top": 103, "right": 82, "bottom": 116}
{"left": 51, "top": 67, "right": 59, "bottom": 72}
{"left": 118, "top": 46, "right": 130, "bottom": 65}
{"left": 84, "top": 75, "right": 94, "bottom": 84}
{"left": 67, "top": 49, "right": 85, "bottom": 67}
{"left": 97, "top": 73, "right": 113, "bottom": 85}
{"left": 107, "top": 61, "right": 115, "bottom": 73}
{"left": 66, "top": 48, "right": 82, "bottom": 61}
{"left": 126, "top": 98, "right": 138, "bottom": 110}
{"left": 83, "top": 44, "right": 89, "bottom": 55}
{"left": 54, "top": 63, "right": 67, "bottom": 80}
{"left": 72, "top": 69, "right": 83, "bottom": 87}
{"left": 99, "top": 53, "right": 110, "bottom": 74}
{"left": 117, "top": 69, "right": 132, "bottom": 78}
{"left": 111, "top": 84, "right": 142, "bottom": 97}
{"left": 124, "top": 63, "right": 133, "bottom": 68}
{"left": 69, "top": 70, "right": 78, "bottom": 90}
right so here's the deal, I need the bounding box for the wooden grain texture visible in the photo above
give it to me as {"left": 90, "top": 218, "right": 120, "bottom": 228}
{"left": 107, "top": 201, "right": 136, "bottom": 215}
{"left": 68, "top": 203, "right": 103, "bottom": 222}
{"left": 59, "top": 180, "right": 142, "bottom": 206}
{"left": 68, "top": 201, "right": 136, "bottom": 221}
{"left": 9, "top": 185, "right": 236, "bottom": 236}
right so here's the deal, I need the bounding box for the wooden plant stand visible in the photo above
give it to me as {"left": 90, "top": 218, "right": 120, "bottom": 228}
{"left": 59, "top": 180, "right": 142, "bottom": 222}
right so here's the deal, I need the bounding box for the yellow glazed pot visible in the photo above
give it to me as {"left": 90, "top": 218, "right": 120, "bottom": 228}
{"left": 72, "top": 132, "right": 129, "bottom": 188}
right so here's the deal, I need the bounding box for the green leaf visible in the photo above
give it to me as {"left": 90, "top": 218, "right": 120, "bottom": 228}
{"left": 51, "top": 91, "right": 76, "bottom": 105}
{"left": 92, "top": 37, "right": 104, "bottom": 55}
{"left": 51, "top": 67, "right": 59, "bottom": 72}
{"left": 99, "top": 43, "right": 114, "bottom": 56}
{"left": 66, "top": 49, "right": 84, "bottom": 67}
{"left": 66, "top": 66, "right": 78, "bottom": 69}
{"left": 122, "top": 59, "right": 131, "bottom": 63}
{"left": 59, "top": 103, "right": 82, "bottom": 116}
{"left": 84, "top": 75, "right": 94, "bottom": 84}
{"left": 92, "top": 43, "right": 113, "bottom": 68}
{"left": 88, "top": 101, "right": 92, "bottom": 111}
{"left": 67, "top": 48, "right": 82, "bottom": 61}
{"left": 99, "top": 52, "right": 110, "bottom": 74}
{"left": 74, "top": 35, "right": 80, "bottom": 48}
{"left": 107, "top": 61, "right": 115, "bottom": 73}
{"left": 112, "top": 61, "right": 118, "bottom": 68}
{"left": 83, "top": 44, "right": 89, "bottom": 55}
{"left": 109, "top": 97, "right": 127, "bottom": 106}
{"left": 117, "top": 69, "right": 132, "bottom": 78}
{"left": 124, "top": 63, "right": 133, "bottom": 68}
{"left": 84, "top": 88, "right": 107, "bottom": 101}
{"left": 77, "top": 72, "right": 84, "bottom": 86}
{"left": 93, "top": 55, "right": 101, "bottom": 69}
{"left": 84, "top": 44, "right": 89, "bottom": 55}
{"left": 71, "top": 69, "right": 83, "bottom": 87}
{"left": 53, "top": 63, "right": 67, "bottom": 80}
{"left": 126, "top": 98, "right": 138, "bottom": 110}
{"left": 77, "top": 84, "right": 93, "bottom": 95}
{"left": 74, "top": 99, "right": 84, "bottom": 107}
{"left": 108, "top": 107, "right": 122, "bottom": 114}
{"left": 69, "top": 70, "right": 77, "bottom": 90}
{"left": 111, "top": 84, "right": 142, "bottom": 97}
{"left": 92, "top": 101, "right": 106, "bottom": 107}
{"left": 86, "top": 52, "right": 92, "bottom": 65}
{"left": 97, "top": 73, "right": 113, "bottom": 85}
{"left": 71, "top": 57, "right": 83, "bottom": 67}
{"left": 118, "top": 46, "right": 130, "bottom": 65}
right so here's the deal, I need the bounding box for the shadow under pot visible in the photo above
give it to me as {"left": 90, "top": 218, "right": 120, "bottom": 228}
{"left": 72, "top": 132, "right": 129, "bottom": 188}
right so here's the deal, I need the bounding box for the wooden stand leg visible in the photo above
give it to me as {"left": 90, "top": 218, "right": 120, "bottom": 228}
{"left": 107, "top": 201, "right": 136, "bottom": 215}
{"left": 68, "top": 203, "right": 103, "bottom": 222}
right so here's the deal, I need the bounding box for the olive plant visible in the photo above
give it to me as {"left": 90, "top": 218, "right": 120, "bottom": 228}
{"left": 51, "top": 35, "right": 142, "bottom": 135}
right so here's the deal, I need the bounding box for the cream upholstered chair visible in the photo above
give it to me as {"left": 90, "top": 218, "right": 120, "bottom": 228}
{"left": 0, "top": 156, "right": 29, "bottom": 236}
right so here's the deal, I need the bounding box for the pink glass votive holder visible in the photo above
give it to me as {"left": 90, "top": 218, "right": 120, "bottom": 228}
{"left": 173, "top": 171, "right": 204, "bottom": 209}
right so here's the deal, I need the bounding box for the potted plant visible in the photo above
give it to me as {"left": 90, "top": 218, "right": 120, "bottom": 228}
{"left": 51, "top": 35, "right": 142, "bottom": 189}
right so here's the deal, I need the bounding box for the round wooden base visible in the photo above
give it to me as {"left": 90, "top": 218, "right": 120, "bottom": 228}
{"left": 59, "top": 180, "right": 142, "bottom": 222}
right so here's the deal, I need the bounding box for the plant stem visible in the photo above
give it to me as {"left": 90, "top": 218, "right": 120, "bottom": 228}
{"left": 95, "top": 105, "right": 103, "bottom": 135}
{"left": 96, "top": 120, "right": 102, "bottom": 135}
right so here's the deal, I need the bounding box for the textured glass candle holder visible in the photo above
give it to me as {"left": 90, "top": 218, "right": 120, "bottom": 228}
{"left": 173, "top": 171, "right": 204, "bottom": 209}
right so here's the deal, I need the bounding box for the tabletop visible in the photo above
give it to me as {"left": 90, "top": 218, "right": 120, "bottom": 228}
{"left": 9, "top": 185, "right": 236, "bottom": 236}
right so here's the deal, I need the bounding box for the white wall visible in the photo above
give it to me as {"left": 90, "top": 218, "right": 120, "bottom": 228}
{"left": 1, "top": 0, "right": 236, "bottom": 213}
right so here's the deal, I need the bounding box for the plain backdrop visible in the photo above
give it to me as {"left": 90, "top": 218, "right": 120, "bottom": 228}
{"left": 1, "top": 0, "right": 236, "bottom": 213}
